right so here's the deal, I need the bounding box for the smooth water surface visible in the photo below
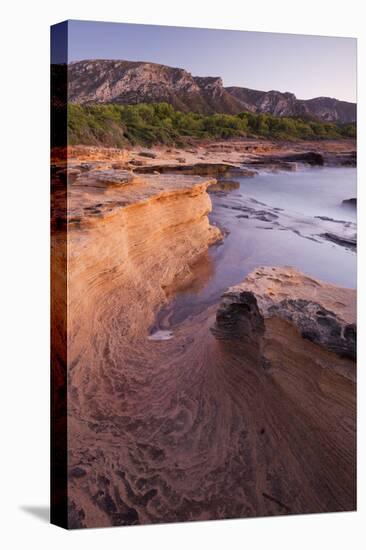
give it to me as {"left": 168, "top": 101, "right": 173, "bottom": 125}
{"left": 154, "top": 166, "right": 356, "bottom": 330}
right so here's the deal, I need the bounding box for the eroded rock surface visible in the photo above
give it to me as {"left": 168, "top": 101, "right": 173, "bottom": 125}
{"left": 52, "top": 150, "right": 356, "bottom": 528}
{"left": 214, "top": 266, "right": 356, "bottom": 361}
{"left": 321, "top": 231, "right": 357, "bottom": 250}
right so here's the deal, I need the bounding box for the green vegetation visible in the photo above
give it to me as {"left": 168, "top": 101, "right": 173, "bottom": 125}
{"left": 68, "top": 102, "right": 356, "bottom": 147}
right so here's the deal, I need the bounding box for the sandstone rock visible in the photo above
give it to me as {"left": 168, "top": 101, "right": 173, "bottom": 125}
{"left": 134, "top": 162, "right": 237, "bottom": 176}
{"left": 213, "top": 290, "right": 264, "bottom": 340}
{"left": 212, "top": 266, "right": 356, "bottom": 361}
{"left": 208, "top": 180, "right": 240, "bottom": 193}
{"left": 112, "top": 161, "right": 128, "bottom": 169}
{"left": 76, "top": 169, "right": 138, "bottom": 188}
{"left": 139, "top": 150, "right": 157, "bottom": 159}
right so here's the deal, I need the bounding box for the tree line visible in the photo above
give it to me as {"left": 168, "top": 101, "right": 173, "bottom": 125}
{"left": 68, "top": 102, "right": 356, "bottom": 147}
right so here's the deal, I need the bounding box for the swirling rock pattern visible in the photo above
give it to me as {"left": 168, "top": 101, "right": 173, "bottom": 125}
{"left": 60, "top": 171, "right": 356, "bottom": 528}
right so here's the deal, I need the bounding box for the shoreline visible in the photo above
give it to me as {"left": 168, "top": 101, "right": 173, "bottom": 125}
{"left": 53, "top": 136, "right": 356, "bottom": 169}
{"left": 51, "top": 138, "right": 356, "bottom": 527}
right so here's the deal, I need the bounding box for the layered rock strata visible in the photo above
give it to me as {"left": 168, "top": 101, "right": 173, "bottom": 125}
{"left": 53, "top": 163, "right": 356, "bottom": 528}
{"left": 214, "top": 266, "right": 356, "bottom": 362}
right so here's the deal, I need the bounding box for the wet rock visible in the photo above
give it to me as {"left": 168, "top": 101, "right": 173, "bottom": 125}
{"left": 212, "top": 290, "right": 265, "bottom": 362}
{"left": 148, "top": 329, "right": 174, "bottom": 341}
{"left": 227, "top": 167, "right": 257, "bottom": 177}
{"left": 254, "top": 212, "right": 278, "bottom": 222}
{"left": 208, "top": 180, "right": 240, "bottom": 193}
{"left": 342, "top": 197, "right": 357, "bottom": 208}
{"left": 321, "top": 231, "right": 357, "bottom": 249}
{"left": 325, "top": 151, "right": 356, "bottom": 167}
{"left": 268, "top": 299, "right": 356, "bottom": 360}
{"left": 212, "top": 267, "right": 356, "bottom": 361}
{"left": 279, "top": 152, "right": 324, "bottom": 165}
{"left": 315, "top": 215, "right": 346, "bottom": 224}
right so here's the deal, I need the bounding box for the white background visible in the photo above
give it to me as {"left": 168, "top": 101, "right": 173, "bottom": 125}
{"left": 1, "top": 0, "right": 364, "bottom": 548}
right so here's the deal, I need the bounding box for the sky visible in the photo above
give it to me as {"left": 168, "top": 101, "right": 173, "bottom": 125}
{"left": 52, "top": 20, "right": 357, "bottom": 102}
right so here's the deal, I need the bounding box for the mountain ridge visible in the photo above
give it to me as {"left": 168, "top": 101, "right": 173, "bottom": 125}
{"left": 67, "top": 59, "right": 356, "bottom": 124}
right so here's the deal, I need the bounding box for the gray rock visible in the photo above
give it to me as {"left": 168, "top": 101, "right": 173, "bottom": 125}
{"left": 212, "top": 268, "right": 356, "bottom": 361}
{"left": 342, "top": 197, "right": 357, "bottom": 208}
{"left": 268, "top": 299, "right": 356, "bottom": 360}
{"left": 139, "top": 150, "right": 157, "bottom": 159}
{"left": 321, "top": 231, "right": 357, "bottom": 249}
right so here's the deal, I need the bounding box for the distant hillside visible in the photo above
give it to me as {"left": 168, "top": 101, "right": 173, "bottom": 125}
{"left": 68, "top": 102, "right": 356, "bottom": 148}
{"left": 227, "top": 87, "right": 356, "bottom": 124}
{"left": 67, "top": 60, "right": 356, "bottom": 124}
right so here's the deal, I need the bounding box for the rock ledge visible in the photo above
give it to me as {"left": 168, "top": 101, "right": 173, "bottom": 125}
{"left": 213, "top": 266, "right": 356, "bottom": 361}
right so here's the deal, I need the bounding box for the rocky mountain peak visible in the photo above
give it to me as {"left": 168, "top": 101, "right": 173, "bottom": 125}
{"left": 67, "top": 59, "right": 356, "bottom": 123}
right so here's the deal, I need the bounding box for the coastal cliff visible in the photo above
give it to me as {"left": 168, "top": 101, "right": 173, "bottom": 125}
{"left": 66, "top": 169, "right": 221, "bottom": 347}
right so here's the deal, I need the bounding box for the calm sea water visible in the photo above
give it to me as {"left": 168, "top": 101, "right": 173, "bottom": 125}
{"left": 234, "top": 166, "right": 357, "bottom": 222}
{"left": 154, "top": 166, "right": 357, "bottom": 330}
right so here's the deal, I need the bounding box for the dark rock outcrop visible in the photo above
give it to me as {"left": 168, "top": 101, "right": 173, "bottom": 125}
{"left": 321, "top": 232, "right": 357, "bottom": 249}
{"left": 342, "top": 197, "right": 357, "bottom": 207}
{"left": 212, "top": 267, "right": 356, "bottom": 361}
{"left": 247, "top": 151, "right": 324, "bottom": 168}
{"left": 133, "top": 162, "right": 237, "bottom": 176}
{"left": 324, "top": 151, "right": 356, "bottom": 166}
{"left": 267, "top": 299, "right": 356, "bottom": 360}
{"left": 208, "top": 180, "right": 240, "bottom": 193}
{"left": 213, "top": 290, "right": 265, "bottom": 341}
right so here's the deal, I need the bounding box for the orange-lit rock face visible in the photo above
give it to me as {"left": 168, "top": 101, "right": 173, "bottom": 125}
{"left": 67, "top": 172, "right": 220, "bottom": 349}
{"left": 55, "top": 162, "right": 355, "bottom": 529}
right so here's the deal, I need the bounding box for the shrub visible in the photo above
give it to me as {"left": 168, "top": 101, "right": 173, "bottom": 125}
{"left": 67, "top": 103, "right": 356, "bottom": 147}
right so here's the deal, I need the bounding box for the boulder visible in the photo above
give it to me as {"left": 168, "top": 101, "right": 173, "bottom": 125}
{"left": 342, "top": 197, "right": 357, "bottom": 208}
{"left": 76, "top": 169, "right": 139, "bottom": 188}
{"left": 212, "top": 266, "right": 356, "bottom": 361}
{"left": 139, "top": 150, "right": 157, "bottom": 159}
{"left": 208, "top": 180, "right": 240, "bottom": 193}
